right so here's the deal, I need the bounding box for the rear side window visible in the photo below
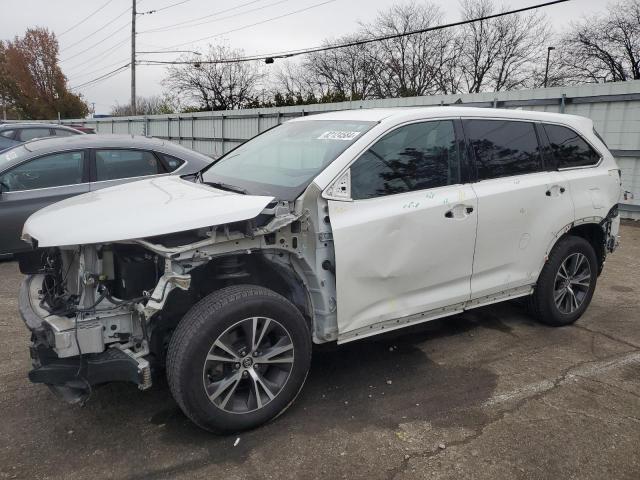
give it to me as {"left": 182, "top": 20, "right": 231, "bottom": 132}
{"left": 0, "top": 151, "right": 84, "bottom": 191}
{"left": 543, "top": 124, "right": 600, "bottom": 169}
{"left": 95, "top": 149, "right": 163, "bottom": 181}
{"left": 464, "top": 120, "right": 542, "bottom": 180}
{"left": 18, "top": 128, "right": 52, "bottom": 142}
{"left": 350, "top": 120, "right": 460, "bottom": 200}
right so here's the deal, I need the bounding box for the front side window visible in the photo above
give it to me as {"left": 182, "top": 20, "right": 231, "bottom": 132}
{"left": 95, "top": 149, "right": 163, "bottom": 181}
{"left": 543, "top": 124, "right": 600, "bottom": 169}
{"left": 350, "top": 120, "right": 460, "bottom": 200}
{"left": 18, "top": 128, "right": 52, "bottom": 142}
{"left": 0, "top": 151, "right": 84, "bottom": 192}
{"left": 202, "top": 120, "right": 375, "bottom": 199}
{"left": 464, "top": 120, "right": 542, "bottom": 180}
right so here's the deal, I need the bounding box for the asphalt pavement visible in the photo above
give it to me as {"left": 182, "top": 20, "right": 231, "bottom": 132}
{"left": 1, "top": 223, "right": 639, "bottom": 480}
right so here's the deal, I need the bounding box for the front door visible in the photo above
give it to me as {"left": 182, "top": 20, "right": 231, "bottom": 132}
{"left": 328, "top": 119, "right": 478, "bottom": 338}
{"left": 0, "top": 150, "right": 89, "bottom": 254}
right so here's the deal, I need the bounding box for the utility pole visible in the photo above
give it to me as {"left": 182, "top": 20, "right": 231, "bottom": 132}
{"left": 543, "top": 46, "right": 555, "bottom": 88}
{"left": 131, "top": 0, "right": 136, "bottom": 115}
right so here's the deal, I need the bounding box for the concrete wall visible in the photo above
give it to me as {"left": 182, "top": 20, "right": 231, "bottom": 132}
{"left": 62, "top": 80, "right": 640, "bottom": 219}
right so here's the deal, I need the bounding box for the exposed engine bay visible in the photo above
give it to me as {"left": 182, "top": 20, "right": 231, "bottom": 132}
{"left": 18, "top": 195, "right": 338, "bottom": 403}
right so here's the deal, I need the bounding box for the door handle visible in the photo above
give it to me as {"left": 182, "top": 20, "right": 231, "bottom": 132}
{"left": 445, "top": 204, "right": 474, "bottom": 219}
{"left": 546, "top": 185, "right": 566, "bottom": 197}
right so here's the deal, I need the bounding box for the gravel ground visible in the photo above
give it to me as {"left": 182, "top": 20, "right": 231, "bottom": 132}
{"left": 1, "top": 223, "right": 639, "bottom": 480}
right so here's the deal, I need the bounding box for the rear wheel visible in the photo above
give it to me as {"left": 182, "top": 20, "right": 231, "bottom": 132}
{"left": 166, "top": 285, "right": 312, "bottom": 433}
{"left": 531, "top": 235, "right": 598, "bottom": 326}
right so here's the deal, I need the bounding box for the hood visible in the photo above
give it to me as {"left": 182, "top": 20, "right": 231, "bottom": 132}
{"left": 22, "top": 176, "right": 274, "bottom": 247}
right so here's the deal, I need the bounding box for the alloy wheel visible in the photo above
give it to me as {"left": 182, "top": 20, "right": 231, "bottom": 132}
{"left": 202, "top": 317, "right": 295, "bottom": 414}
{"left": 553, "top": 252, "right": 592, "bottom": 314}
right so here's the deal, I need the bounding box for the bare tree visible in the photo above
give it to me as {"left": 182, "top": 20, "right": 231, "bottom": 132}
{"left": 162, "top": 44, "right": 263, "bottom": 111}
{"left": 273, "top": 61, "right": 328, "bottom": 102}
{"left": 458, "top": 0, "right": 551, "bottom": 92}
{"left": 360, "top": 2, "right": 455, "bottom": 97}
{"left": 110, "top": 95, "right": 177, "bottom": 116}
{"left": 304, "top": 34, "right": 377, "bottom": 100}
{"left": 561, "top": 0, "right": 640, "bottom": 83}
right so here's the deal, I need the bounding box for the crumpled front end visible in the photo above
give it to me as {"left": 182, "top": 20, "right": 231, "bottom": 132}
{"left": 18, "top": 245, "right": 170, "bottom": 402}
{"left": 17, "top": 191, "right": 339, "bottom": 403}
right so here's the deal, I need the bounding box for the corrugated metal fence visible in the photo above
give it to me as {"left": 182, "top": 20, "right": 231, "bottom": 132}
{"left": 63, "top": 81, "right": 640, "bottom": 219}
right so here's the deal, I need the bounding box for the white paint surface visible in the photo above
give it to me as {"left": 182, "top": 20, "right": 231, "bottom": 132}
{"left": 329, "top": 184, "right": 478, "bottom": 335}
{"left": 22, "top": 176, "right": 274, "bottom": 247}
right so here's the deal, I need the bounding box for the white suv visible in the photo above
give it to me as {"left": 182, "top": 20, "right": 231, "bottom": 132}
{"left": 18, "top": 107, "right": 621, "bottom": 432}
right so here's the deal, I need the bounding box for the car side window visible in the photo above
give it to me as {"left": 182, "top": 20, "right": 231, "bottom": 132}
{"left": 0, "top": 129, "right": 15, "bottom": 139}
{"left": 157, "top": 152, "right": 185, "bottom": 172}
{"left": 18, "top": 128, "right": 53, "bottom": 142}
{"left": 0, "top": 151, "right": 85, "bottom": 192}
{"left": 543, "top": 124, "right": 600, "bottom": 169}
{"left": 54, "top": 128, "right": 78, "bottom": 137}
{"left": 350, "top": 120, "right": 460, "bottom": 200}
{"left": 95, "top": 149, "right": 163, "bottom": 181}
{"left": 464, "top": 120, "right": 542, "bottom": 180}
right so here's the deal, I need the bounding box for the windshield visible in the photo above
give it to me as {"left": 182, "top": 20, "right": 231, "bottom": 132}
{"left": 202, "top": 120, "right": 376, "bottom": 199}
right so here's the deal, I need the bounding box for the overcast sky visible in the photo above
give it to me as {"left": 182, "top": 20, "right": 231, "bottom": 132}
{"left": 1, "top": 0, "right": 610, "bottom": 115}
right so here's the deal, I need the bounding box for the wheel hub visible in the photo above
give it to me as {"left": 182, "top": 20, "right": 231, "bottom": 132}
{"left": 242, "top": 357, "right": 254, "bottom": 369}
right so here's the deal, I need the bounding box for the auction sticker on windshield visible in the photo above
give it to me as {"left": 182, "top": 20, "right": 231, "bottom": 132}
{"left": 317, "top": 131, "right": 362, "bottom": 141}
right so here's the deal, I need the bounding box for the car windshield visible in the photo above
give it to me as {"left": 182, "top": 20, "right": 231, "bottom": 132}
{"left": 0, "top": 145, "right": 30, "bottom": 170}
{"left": 201, "top": 120, "right": 376, "bottom": 199}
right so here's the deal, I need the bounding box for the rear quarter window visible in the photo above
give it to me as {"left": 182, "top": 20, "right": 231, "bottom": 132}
{"left": 157, "top": 153, "right": 185, "bottom": 172}
{"left": 543, "top": 124, "right": 600, "bottom": 169}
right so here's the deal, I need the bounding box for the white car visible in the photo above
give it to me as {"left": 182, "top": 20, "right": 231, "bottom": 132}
{"left": 18, "top": 107, "right": 621, "bottom": 432}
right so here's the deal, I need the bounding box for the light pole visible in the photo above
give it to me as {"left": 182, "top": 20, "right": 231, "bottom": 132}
{"left": 543, "top": 46, "right": 555, "bottom": 88}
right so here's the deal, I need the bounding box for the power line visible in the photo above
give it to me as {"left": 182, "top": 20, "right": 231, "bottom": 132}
{"left": 61, "top": 25, "right": 131, "bottom": 63}
{"left": 58, "top": 0, "right": 114, "bottom": 37}
{"left": 68, "top": 56, "right": 131, "bottom": 81}
{"left": 70, "top": 64, "right": 130, "bottom": 90}
{"left": 138, "top": 0, "right": 266, "bottom": 34}
{"left": 61, "top": 5, "right": 131, "bottom": 53}
{"left": 65, "top": 38, "right": 130, "bottom": 74}
{"left": 140, "top": 0, "right": 570, "bottom": 65}
{"left": 162, "top": 0, "right": 337, "bottom": 50}
{"left": 138, "top": 0, "right": 193, "bottom": 15}
{"left": 140, "top": 0, "right": 290, "bottom": 34}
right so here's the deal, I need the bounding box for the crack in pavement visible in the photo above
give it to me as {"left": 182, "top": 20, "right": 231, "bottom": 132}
{"left": 573, "top": 323, "right": 640, "bottom": 350}
{"left": 386, "top": 349, "right": 640, "bottom": 480}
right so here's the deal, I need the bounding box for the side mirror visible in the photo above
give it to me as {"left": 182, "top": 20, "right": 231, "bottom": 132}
{"left": 323, "top": 169, "right": 352, "bottom": 201}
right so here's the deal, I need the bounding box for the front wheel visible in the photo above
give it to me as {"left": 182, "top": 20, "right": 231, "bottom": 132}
{"left": 531, "top": 235, "right": 598, "bottom": 326}
{"left": 166, "top": 285, "right": 312, "bottom": 433}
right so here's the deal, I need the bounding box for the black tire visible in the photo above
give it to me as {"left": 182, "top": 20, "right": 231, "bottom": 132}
{"left": 531, "top": 235, "right": 598, "bottom": 326}
{"left": 166, "top": 285, "right": 312, "bottom": 433}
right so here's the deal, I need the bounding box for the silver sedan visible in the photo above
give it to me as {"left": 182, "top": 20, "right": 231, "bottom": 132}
{"left": 0, "top": 134, "right": 212, "bottom": 256}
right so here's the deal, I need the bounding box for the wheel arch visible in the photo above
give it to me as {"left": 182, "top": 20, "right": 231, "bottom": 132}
{"left": 150, "top": 252, "right": 315, "bottom": 365}
{"left": 544, "top": 218, "right": 608, "bottom": 277}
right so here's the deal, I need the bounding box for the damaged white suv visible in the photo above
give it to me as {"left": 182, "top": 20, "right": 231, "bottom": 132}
{"left": 18, "top": 107, "right": 621, "bottom": 432}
